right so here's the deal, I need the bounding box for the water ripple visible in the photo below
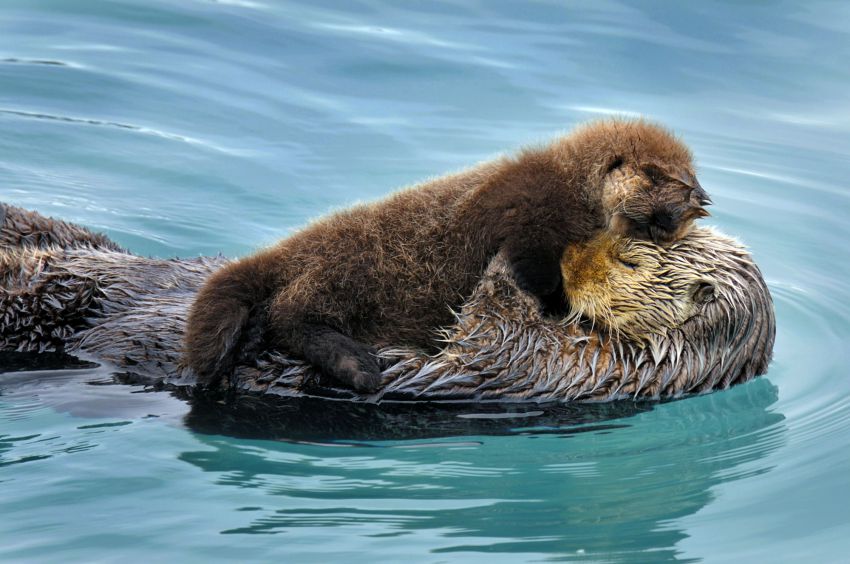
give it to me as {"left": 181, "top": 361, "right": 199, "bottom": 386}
{"left": 0, "top": 57, "right": 77, "bottom": 68}
{"left": 0, "top": 108, "right": 243, "bottom": 155}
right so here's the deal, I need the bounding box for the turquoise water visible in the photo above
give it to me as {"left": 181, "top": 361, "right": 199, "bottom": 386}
{"left": 2, "top": 1, "right": 849, "bottom": 561}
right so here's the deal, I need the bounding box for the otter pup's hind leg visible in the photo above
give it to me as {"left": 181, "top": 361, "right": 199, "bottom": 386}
{"left": 184, "top": 299, "right": 250, "bottom": 386}
{"left": 299, "top": 322, "right": 383, "bottom": 393}
{"left": 184, "top": 257, "right": 275, "bottom": 387}
{"left": 234, "top": 301, "right": 269, "bottom": 359}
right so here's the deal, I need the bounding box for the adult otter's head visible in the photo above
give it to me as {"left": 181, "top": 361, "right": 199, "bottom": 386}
{"left": 374, "top": 225, "right": 775, "bottom": 402}
{"left": 555, "top": 119, "right": 711, "bottom": 245}
{"left": 561, "top": 227, "right": 774, "bottom": 349}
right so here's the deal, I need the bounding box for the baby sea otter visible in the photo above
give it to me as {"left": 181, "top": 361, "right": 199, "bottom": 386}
{"left": 184, "top": 119, "right": 710, "bottom": 391}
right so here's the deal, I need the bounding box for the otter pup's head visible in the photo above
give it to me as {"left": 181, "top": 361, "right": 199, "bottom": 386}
{"left": 561, "top": 227, "right": 765, "bottom": 345}
{"left": 601, "top": 158, "right": 711, "bottom": 245}
{"left": 559, "top": 119, "right": 711, "bottom": 245}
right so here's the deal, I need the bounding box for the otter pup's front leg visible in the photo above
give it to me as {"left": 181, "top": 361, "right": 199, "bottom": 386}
{"left": 298, "top": 322, "right": 383, "bottom": 393}
{"left": 503, "top": 243, "right": 563, "bottom": 306}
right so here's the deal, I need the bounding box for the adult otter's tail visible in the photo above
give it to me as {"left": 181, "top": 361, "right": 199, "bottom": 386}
{"left": 184, "top": 255, "right": 276, "bottom": 387}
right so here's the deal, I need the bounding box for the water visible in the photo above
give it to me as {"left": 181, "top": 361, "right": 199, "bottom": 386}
{"left": 1, "top": 1, "right": 849, "bottom": 561}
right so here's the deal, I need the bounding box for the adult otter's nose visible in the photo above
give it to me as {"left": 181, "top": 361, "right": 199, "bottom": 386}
{"left": 693, "top": 281, "right": 715, "bottom": 305}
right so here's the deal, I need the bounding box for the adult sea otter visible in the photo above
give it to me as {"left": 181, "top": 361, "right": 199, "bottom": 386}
{"left": 0, "top": 203, "right": 773, "bottom": 403}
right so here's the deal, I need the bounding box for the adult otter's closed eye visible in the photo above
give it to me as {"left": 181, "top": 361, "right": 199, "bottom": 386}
{"left": 184, "top": 119, "right": 710, "bottom": 392}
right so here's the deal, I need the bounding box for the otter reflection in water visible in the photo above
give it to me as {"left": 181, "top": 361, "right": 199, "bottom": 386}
{"left": 0, "top": 203, "right": 774, "bottom": 404}
{"left": 178, "top": 379, "right": 784, "bottom": 560}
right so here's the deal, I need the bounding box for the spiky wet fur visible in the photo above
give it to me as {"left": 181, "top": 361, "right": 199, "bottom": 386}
{"left": 184, "top": 119, "right": 709, "bottom": 389}
{"left": 0, "top": 203, "right": 773, "bottom": 402}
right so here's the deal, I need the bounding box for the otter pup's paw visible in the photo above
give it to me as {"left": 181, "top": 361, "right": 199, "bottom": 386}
{"left": 332, "top": 350, "right": 383, "bottom": 393}
{"left": 300, "top": 322, "right": 383, "bottom": 393}
{"left": 504, "top": 246, "right": 562, "bottom": 302}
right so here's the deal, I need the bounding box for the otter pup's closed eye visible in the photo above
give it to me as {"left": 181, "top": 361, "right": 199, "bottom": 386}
{"left": 184, "top": 119, "right": 710, "bottom": 393}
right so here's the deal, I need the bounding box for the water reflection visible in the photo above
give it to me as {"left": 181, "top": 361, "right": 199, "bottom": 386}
{"left": 181, "top": 392, "right": 652, "bottom": 442}
{"left": 176, "top": 379, "right": 784, "bottom": 560}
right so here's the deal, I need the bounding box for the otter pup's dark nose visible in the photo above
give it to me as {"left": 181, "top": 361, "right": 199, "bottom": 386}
{"left": 693, "top": 281, "right": 715, "bottom": 304}
{"left": 648, "top": 210, "right": 678, "bottom": 246}
{"left": 648, "top": 224, "right": 665, "bottom": 246}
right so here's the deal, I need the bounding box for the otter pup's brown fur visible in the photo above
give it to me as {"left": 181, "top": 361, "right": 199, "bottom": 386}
{"left": 185, "top": 119, "right": 710, "bottom": 391}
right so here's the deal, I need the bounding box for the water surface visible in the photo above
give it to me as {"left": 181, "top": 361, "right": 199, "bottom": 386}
{"left": 2, "top": 1, "right": 849, "bottom": 562}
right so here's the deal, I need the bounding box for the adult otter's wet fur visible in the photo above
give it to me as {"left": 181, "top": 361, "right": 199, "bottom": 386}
{"left": 0, "top": 204, "right": 773, "bottom": 402}
{"left": 185, "top": 119, "right": 710, "bottom": 392}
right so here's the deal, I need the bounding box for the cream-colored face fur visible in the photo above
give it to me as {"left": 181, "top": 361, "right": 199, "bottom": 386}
{"left": 560, "top": 231, "right": 717, "bottom": 342}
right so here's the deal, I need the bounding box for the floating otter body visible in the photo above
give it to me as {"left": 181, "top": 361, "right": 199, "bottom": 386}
{"left": 0, "top": 203, "right": 773, "bottom": 402}
{"left": 185, "top": 120, "right": 710, "bottom": 392}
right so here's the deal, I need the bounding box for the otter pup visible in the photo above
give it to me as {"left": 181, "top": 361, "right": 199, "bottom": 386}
{"left": 184, "top": 119, "right": 710, "bottom": 392}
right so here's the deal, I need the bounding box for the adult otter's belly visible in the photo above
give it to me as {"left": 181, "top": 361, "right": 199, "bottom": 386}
{"left": 0, "top": 203, "right": 775, "bottom": 402}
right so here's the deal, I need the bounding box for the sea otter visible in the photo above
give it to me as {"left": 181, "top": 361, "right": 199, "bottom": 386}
{"left": 0, "top": 204, "right": 772, "bottom": 403}
{"left": 184, "top": 120, "right": 710, "bottom": 392}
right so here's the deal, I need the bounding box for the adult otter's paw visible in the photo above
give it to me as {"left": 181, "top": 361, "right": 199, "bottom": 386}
{"left": 300, "top": 323, "right": 383, "bottom": 393}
